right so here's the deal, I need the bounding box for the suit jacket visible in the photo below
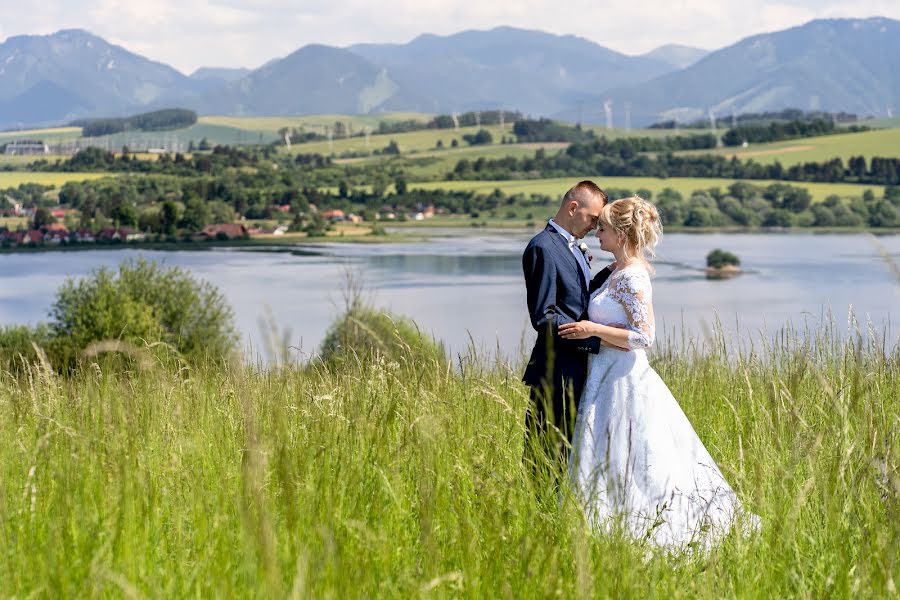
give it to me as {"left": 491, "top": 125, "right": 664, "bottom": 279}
{"left": 522, "top": 224, "right": 613, "bottom": 393}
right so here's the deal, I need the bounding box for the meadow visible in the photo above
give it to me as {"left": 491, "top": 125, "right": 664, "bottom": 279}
{"left": 0, "top": 172, "right": 111, "bottom": 188}
{"left": 678, "top": 127, "right": 900, "bottom": 167}
{"left": 412, "top": 176, "right": 885, "bottom": 202}
{"left": 0, "top": 317, "right": 896, "bottom": 597}
{"left": 284, "top": 124, "right": 514, "bottom": 156}
{"left": 0, "top": 126, "right": 82, "bottom": 146}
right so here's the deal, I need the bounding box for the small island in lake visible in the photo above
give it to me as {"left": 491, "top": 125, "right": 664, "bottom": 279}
{"left": 705, "top": 249, "right": 742, "bottom": 279}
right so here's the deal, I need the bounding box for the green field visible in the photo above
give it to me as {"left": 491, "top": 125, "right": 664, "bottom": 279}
{"left": 0, "top": 126, "right": 82, "bottom": 146}
{"left": 0, "top": 317, "right": 896, "bottom": 596}
{"left": 200, "top": 113, "right": 432, "bottom": 133}
{"left": 285, "top": 124, "right": 518, "bottom": 156}
{"left": 412, "top": 176, "right": 885, "bottom": 202}
{"left": 341, "top": 142, "right": 567, "bottom": 180}
{"left": 0, "top": 172, "right": 110, "bottom": 188}
{"left": 680, "top": 127, "right": 900, "bottom": 166}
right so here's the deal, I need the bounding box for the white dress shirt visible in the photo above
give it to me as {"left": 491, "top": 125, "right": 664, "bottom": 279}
{"left": 548, "top": 219, "right": 590, "bottom": 285}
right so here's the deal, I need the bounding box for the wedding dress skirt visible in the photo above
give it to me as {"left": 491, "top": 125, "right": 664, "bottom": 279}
{"left": 569, "top": 265, "right": 759, "bottom": 550}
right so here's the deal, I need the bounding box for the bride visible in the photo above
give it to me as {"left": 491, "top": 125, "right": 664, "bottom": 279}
{"left": 558, "top": 196, "right": 759, "bottom": 550}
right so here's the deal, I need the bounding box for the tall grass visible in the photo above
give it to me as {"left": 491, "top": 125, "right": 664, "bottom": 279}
{"left": 0, "top": 319, "right": 896, "bottom": 597}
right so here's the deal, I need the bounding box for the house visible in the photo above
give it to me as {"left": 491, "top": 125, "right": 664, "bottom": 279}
{"left": 23, "top": 230, "right": 44, "bottom": 244}
{"left": 249, "top": 225, "right": 289, "bottom": 236}
{"left": 275, "top": 204, "right": 292, "bottom": 213}
{"left": 97, "top": 227, "right": 145, "bottom": 242}
{"left": 321, "top": 209, "right": 345, "bottom": 221}
{"left": 346, "top": 213, "right": 363, "bottom": 224}
{"left": 197, "top": 223, "right": 248, "bottom": 239}
{"left": 73, "top": 229, "right": 95, "bottom": 243}
{"left": 46, "top": 223, "right": 68, "bottom": 233}
{"left": 4, "top": 140, "right": 49, "bottom": 155}
{"left": 0, "top": 230, "right": 25, "bottom": 245}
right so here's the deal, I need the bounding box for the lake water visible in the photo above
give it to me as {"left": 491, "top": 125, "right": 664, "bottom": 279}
{"left": 1, "top": 231, "right": 897, "bottom": 362}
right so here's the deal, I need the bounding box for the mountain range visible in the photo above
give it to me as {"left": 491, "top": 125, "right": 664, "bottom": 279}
{"left": 0, "top": 18, "right": 896, "bottom": 130}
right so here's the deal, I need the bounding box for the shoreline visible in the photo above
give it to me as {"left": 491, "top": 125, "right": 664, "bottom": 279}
{"left": 1, "top": 224, "right": 897, "bottom": 255}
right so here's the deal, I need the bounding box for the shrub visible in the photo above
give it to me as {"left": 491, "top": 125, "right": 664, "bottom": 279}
{"left": 320, "top": 303, "right": 445, "bottom": 367}
{"left": 706, "top": 249, "right": 741, "bottom": 268}
{"left": 49, "top": 258, "right": 238, "bottom": 365}
{"left": 0, "top": 324, "right": 56, "bottom": 373}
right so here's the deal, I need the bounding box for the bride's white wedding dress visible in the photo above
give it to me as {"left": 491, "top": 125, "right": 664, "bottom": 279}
{"left": 569, "top": 263, "right": 759, "bottom": 550}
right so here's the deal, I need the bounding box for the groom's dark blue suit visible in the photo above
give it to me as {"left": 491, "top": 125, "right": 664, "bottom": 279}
{"left": 522, "top": 224, "right": 612, "bottom": 444}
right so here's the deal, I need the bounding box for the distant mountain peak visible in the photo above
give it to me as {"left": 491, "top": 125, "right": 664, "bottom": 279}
{"left": 642, "top": 44, "right": 708, "bottom": 70}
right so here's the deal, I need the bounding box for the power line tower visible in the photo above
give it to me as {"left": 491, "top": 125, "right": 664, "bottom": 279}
{"left": 604, "top": 100, "right": 613, "bottom": 130}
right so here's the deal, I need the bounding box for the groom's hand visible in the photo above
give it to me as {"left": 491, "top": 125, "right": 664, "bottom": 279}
{"left": 558, "top": 321, "right": 594, "bottom": 340}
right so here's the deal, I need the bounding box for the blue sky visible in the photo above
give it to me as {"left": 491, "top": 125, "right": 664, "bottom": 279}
{"left": 1, "top": 0, "right": 898, "bottom": 73}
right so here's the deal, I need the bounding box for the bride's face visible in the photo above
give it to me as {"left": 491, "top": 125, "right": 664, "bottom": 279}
{"left": 595, "top": 222, "right": 620, "bottom": 253}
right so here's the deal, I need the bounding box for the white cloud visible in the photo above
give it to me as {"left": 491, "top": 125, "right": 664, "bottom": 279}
{"left": 0, "top": 0, "right": 898, "bottom": 73}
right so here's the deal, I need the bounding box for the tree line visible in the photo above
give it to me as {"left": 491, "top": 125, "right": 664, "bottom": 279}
{"left": 71, "top": 109, "right": 198, "bottom": 137}
{"left": 448, "top": 141, "right": 900, "bottom": 186}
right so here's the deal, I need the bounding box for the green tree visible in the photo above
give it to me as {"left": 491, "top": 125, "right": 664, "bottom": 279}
{"left": 208, "top": 200, "right": 235, "bottom": 224}
{"left": 111, "top": 202, "right": 138, "bottom": 228}
{"left": 180, "top": 197, "right": 212, "bottom": 232}
{"left": 32, "top": 207, "right": 56, "bottom": 229}
{"left": 304, "top": 212, "right": 330, "bottom": 237}
{"left": 706, "top": 249, "right": 741, "bottom": 268}
{"left": 160, "top": 200, "right": 182, "bottom": 236}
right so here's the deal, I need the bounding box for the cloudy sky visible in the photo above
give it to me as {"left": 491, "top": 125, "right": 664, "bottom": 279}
{"left": 1, "top": 0, "right": 898, "bottom": 74}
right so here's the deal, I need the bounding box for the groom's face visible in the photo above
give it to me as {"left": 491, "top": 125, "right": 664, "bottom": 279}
{"left": 571, "top": 196, "right": 605, "bottom": 238}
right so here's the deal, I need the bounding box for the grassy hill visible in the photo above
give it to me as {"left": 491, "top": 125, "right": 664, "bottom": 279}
{"left": 0, "top": 172, "right": 111, "bottom": 188}
{"left": 679, "top": 127, "right": 900, "bottom": 167}
{"left": 413, "top": 177, "right": 885, "bottom": 203}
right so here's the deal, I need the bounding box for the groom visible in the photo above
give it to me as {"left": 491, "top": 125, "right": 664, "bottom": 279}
{"left": 522, "top": 180, "right": 613, "bottom": 468}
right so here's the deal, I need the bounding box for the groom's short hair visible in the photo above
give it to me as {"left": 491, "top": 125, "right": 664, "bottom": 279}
{"left": 562, "top": 180, "right": 608, "bottom": 207}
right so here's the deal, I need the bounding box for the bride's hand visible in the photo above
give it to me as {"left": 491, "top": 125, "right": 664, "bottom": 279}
{"left": 558, "top": 321, "right": 595, "bottom": 339}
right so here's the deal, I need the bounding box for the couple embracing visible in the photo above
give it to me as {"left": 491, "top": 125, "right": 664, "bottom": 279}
{"left": 522, "top": 181, "right": 759, "bottom": 550}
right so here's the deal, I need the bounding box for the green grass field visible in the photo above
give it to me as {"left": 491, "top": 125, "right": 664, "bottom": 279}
{"left": 200, "top": 113, "right": 432, "bottom": 133}
{"left": 0, "top": 317, "right": 896, "bottom": 596}
{"left": 342, "top": 143, "right": 567, "bottom": 180}
{"left": 285, "top": 124, "right": 517, "bottom": 156}
{"left": 412, "top": 176, "right": 885, "bottom": 202}
{"left": 0, "top": 172, "right": 111, "bottom": 188}
{"left": 679, "top": 127, "right": 900, "bottom": 167}
{"left": 0, "top": 126, "right": 82, "bottom": 146}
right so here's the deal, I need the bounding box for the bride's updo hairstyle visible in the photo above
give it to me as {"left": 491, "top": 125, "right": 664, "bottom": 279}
{"left": 600, "top": 195, "right": 663, "bottom": 264}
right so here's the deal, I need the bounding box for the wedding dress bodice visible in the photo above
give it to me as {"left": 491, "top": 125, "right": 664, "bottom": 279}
{"left": 588, "top": 264, "right": 655, "bottom": 350}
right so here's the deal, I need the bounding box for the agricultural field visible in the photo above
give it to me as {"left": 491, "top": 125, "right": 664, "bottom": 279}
{"left": 0, "top": 154, "right": 71, "bottom": 167}
{"left": 0, "top": 172, "right": 111, "bottom": 188}
{"left": 283, "top": 124, "right": 515, "bottom": 156}
{"left": 679, "top": 127, "right": 900, "bottom": 167}
{"left": 199, "top": 112, "right": 432, "bottom": 133}
{"left": 342, "top": 143, "right": 567, "bottom": 180}
{"left": 412, "top": 176, "right": 886, "bottom": 202}
{"left": 0, "top": 126, "right": 82, "bottom": 146}
{"left": 0, "top": 216, "right": 28, "bottom": 229}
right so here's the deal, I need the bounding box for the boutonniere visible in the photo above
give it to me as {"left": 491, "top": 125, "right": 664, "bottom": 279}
{"left": 578, "top": 242, "right": 593, "bottom": 263}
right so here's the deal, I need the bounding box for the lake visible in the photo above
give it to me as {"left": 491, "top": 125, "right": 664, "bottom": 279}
{"left": 1, "top": 231, "right": 897, "bottom": 362}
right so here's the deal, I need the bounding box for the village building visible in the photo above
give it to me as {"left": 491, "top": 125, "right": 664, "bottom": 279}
{"left": 4, "top": 140, "right": 50, "bottom": 156}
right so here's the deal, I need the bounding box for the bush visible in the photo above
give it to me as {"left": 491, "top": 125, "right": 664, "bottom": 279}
{"left": 49, "top": 258, "right": 238, "bottom": 366}
{"left": 706, "top": 249, "right": 741, "bottom": 268}
{"left": 0, "top": 324, "right": 56, "bottom": 373}
{"left": 319, "top": 303, "right": 445, "bottom": 367}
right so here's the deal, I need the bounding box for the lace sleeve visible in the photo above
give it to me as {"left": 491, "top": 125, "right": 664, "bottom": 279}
{"left": 607, "top": 268, "right": 655, "bottom": 350}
